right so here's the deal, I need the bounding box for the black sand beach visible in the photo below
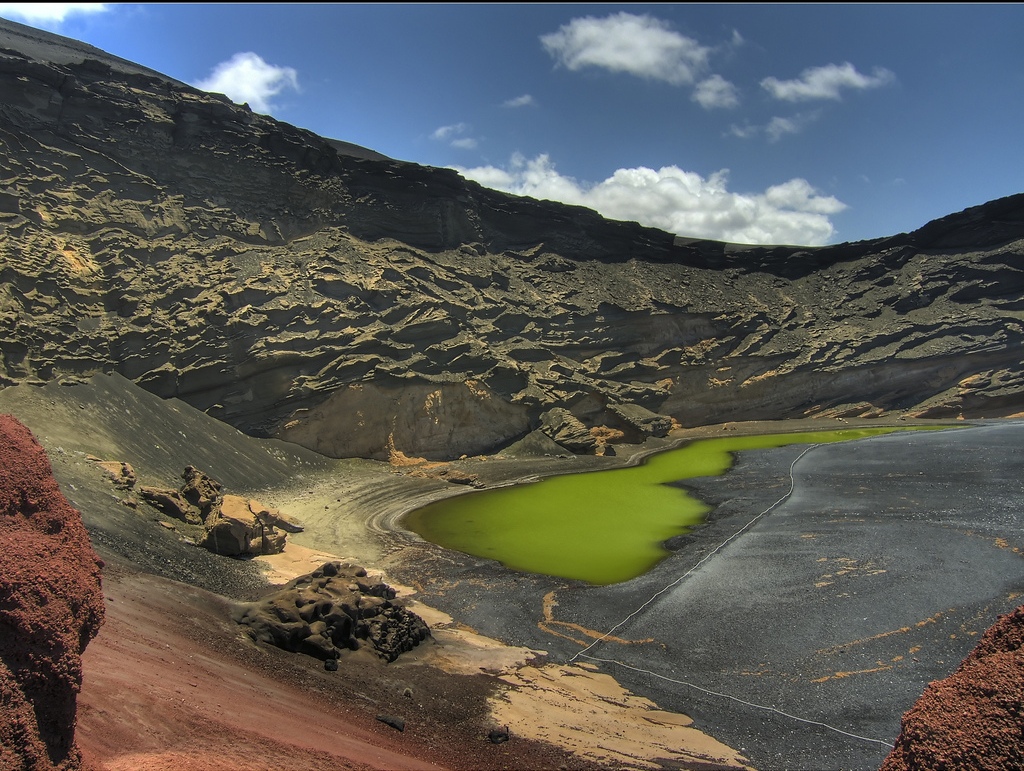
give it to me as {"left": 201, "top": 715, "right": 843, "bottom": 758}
{"left": 397, "top": 420, "right": 1024, "bottom": 770}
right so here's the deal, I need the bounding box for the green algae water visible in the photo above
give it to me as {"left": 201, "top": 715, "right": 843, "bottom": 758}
{"left": 403, "top": 427, "right": 943, "bottom": 585}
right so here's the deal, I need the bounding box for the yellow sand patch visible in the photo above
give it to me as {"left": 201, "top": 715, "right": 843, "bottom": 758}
{"left": 490, "top": 662, "right": 752, "bottom": 770}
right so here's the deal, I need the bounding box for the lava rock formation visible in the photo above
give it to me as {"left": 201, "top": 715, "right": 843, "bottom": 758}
{"left": 233, "top": 561, "right": 430, "bottom": 663}
{"left": 881, "top": 604, "right": 1024, "bottom": 771}
{"left": 0, "top": 415, "right": 105, "bottom": 770}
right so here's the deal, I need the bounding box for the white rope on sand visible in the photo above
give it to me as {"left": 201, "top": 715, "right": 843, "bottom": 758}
{"left": 578, "top": 654, "right": 894, "bottom": 749}
{"left": 567, "top": 442, "right": 896, "bottom": 749}
{"left": 569, "top": 443, "right": 819, "bottom": 663}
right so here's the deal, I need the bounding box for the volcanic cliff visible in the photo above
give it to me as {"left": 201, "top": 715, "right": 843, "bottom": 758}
{"left": 2, "top": 18, "right": 1024, "bottom": 462}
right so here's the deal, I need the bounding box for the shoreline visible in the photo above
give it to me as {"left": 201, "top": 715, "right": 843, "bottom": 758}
{"left": 370, "top": 415, "right": 965, "bottom": 544}
{"left": 248, "top": 415, "right": 968, "bottom": 770}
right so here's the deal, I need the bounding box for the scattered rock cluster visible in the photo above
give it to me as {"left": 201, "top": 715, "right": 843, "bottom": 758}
{"left": 0, "top": 415, "right": 105, "bottom": 770}
{"left": 133, "top": 465, "right": 302, "bottom": 556}
{"left": 881, "top": 604, "right": 1024, "bottom": 770}
{"left": 234, "top": 561, "right": 430, "bottom": 663}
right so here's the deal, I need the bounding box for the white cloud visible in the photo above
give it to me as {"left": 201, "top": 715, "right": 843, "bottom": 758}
{"left": 0, "top": 3, "right": 106, "bottom": 24}
{"left": 765, "top": 114, "right": 817, "bottom": 142}
{"left": 194, "top": 52, "right": 298, "bottom": 115}
{"left": 431, "top": 123, "right": 467, "bottom": 141}
{"left": 726, "top": 123, "right": 758, "bottom": 140}
{"left": 456, "top": 153, "right": 846, "bottom": 246}
{"left": 727, "top": 111, "right": 820, "bottom": 142}
{"left": 761, "top": 62, "right": 895, "bottom": 102}
{"left": 692, "top": 75, "right": 739, "bottom": 110}
{"left": 541, "top": 12, "right": 710, "bottom": 86}
{"left": 431, "top": 122, "right": 479, "bottom": 149}
{"left": 502, "top": 94, "right": 536, "bottom": 108}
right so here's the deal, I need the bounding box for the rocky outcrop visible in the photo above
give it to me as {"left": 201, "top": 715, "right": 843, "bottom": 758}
{"left": 88, "top": 457, "right": 136, "bottom": 489}
{"left": 2, "top": 20, "right": 1024, "bottom": 460}
{"left": 539, "top": 408, "right": 598, "bottom": 454}
{"left": 880, "top": 605, "right": 1024, "bottom": 771}
{"left": 234, "top": 562, "right": 430, "bottom": 663}
{"left": 200, "top": 495, "right": 288, "bottom": 557}
{"left": 0, "top": 414, "right": 105, "bottom": 770}
{"left": 139, "top": 466, "right": 298, "bottom": 556}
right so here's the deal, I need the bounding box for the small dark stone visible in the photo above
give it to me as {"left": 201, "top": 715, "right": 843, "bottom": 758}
{"left": 377, "top": 714, "right": 405, "bottom": 732}
{"left": 323, "top": 657, "right": 338, "bottom": 671}
{"left": 488, "top": 725, "right": 511, "bottom": 744}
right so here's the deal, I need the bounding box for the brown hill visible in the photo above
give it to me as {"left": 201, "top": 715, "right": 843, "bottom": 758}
{"left": 2, "top": 20, "right": 1024, "bottom": 461}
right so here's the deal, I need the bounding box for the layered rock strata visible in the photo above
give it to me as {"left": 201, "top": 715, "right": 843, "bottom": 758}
{"left": 0, "top": 414, "right": 105, "bottom": 770}
{"left": 234, "top": 561, "right": 430, "bottom": 663}
{"left": 2, "top": 20, "right": 1024, "bottom": 460}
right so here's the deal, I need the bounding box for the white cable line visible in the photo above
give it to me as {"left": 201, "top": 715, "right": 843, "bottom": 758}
{"left": 579, "top": 654, "right": 895, "bottom": 749}
{"left": 569, "top": 443, "right": 818, "bottom": 663}
{"left": 564, "top": 441, "right": 895, "bottom": 749}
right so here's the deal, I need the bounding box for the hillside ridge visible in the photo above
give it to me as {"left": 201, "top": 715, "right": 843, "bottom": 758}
{"left": 2, "top": 20, "right": 1024, "bottom": 460}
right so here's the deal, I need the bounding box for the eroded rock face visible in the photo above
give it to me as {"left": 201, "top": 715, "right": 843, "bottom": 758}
{"left": 0, "top": 414, "right": 105, "bottom": 770}
{"left": 3, "top": 20, "right": 1024, "bottom": 461}
{"left": 234, "top": 562, "right": 430, "bottom": 663}
{"left": 880, "top": 605, "right": 1024, "bottom": 771}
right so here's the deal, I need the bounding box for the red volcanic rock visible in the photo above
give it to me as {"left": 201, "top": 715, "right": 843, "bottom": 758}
{"left": 0, "top": 415, "right": 105, "bottom": 770}
{"left": 880, "top": 605, "right": 1024, "bottom": 771}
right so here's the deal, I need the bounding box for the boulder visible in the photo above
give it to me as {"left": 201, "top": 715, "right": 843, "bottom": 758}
{"left": 201, "top": 494, "right": 287, "bottom": 556}
{"left": 181, "top": 465, "right": 223, "bottom": 524}
{"left": 89, "top": 458, "right": 137, "bottom": 489}
{"left": 137, "top": 467, "right": 294, "bottom": 556}
{"left": 0, "top": 415, "right": 105, "bottom": 771}
{"left": 234, "top": 562, "right": 430, "bottom": 663}
{"left": 538, "top": 408, "right": 598, "bottom": 454}
{"left": 248, "top": 499, "right": 304, "bottom": 533}
{"left": 138, "top": 485, "right": 202, "bottom": 524}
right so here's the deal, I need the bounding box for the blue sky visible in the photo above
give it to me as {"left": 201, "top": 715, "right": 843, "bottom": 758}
{"left": 3, "top": 3, "right": 1022, "bottom": 245}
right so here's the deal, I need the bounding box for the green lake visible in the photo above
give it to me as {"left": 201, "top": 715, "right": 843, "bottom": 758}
{"left": 402, "top": 427, "right": 945, "bottom": 585}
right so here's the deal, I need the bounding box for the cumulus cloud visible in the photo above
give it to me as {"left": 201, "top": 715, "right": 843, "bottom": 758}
{"left": 692, "top": 74, "right": 739, "bottom": 109}
{"left": 502, "top": 94, "right": 535, "bottom": 108}
{"left": 0, "top": 3, "right": 107, "bottom": 24}
{"left": 761, "top": 62, "right": 895, "bottom": 102}
{"left": 541, "top": 12, "right": 710, "bottom": 86}
{"left": 455, "top": 153, "right": 846, "bottom": 245}
{"left": 194, "top": 52, "right": 298, "bottom": 114}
